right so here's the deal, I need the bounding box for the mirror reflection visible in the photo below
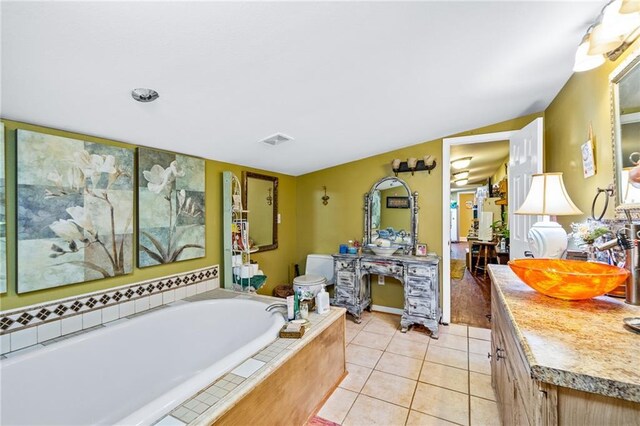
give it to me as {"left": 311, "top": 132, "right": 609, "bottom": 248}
{"left": 613, "top": 49, "right": 640, "bottom": 206}
{"left": 365, "top": 177, "right": 417, "bottom": 253}
{"left": 243, "top": 172, "right": 278, "bottom": 251}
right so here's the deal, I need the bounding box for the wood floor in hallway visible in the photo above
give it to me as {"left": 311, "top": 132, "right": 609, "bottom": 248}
{"left": 450, "top": 242, "right": 491, "bottom": 329}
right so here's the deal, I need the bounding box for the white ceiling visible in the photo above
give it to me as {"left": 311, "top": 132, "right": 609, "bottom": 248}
{"left": 1, "top": 1, "right": 604, "bottom": 176}
{"left": 451, "top": 140, "right": 509, "bottom": 190}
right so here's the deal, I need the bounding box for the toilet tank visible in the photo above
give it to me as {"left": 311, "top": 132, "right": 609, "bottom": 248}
{"left": 305, "top": 254, "right": 335, "bottom": 284}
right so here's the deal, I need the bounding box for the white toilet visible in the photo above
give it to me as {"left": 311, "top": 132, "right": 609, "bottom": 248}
{"left": 293, "top": 254, "right": 334, "bottom": 299}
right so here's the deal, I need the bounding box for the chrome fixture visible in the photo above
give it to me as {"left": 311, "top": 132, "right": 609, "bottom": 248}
{"left": 265, "top": 303, "right": 289, "bottom": 320}
{"left": 131, "top": 88, "right": 159, "bottom": 102}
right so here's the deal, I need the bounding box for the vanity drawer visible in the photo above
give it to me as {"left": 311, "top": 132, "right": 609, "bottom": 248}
{"left": 405, "top": 296, "right": 434, "bottom": 318}
{"left": 361, "top": 261, "right": 403, "bottom": 277}
{"left": 407, "top": 265, "right": 435, "bottom": 278}
{"left": 335, "top": 286, "right": 355, "bottom": 304}
{"left": 335, "top": 259, "right": 355, "bottom": 271}
{"left": 406, "top": 278, "right": 433, "bottom": 298}
{"left": 336, "top": 271, "right": 356, "bottom": 288}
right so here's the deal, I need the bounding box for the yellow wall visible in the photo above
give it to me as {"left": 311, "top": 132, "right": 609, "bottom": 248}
{"left": 0, "top": 120, "right": 298, "bottom": 310}
{"left": 246, "top": 178, "right": 274, "bottom": 247}
{"left": 380, "top": 187, "right": 412, "bottom": 232}
{"left": 545, "top": 38, "right": 640, "bottom": 227}
{"left": 491, "top": 157, "right": 509, "bottom": 184}
{"left": 458, "top": 192, "right": 476, "bottom": 240}
{"left": 296, "top": 112, "right": 542, "bottom": 309}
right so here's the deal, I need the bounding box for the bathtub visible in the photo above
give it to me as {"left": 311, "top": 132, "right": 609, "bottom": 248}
{"left": 0, "top": 298, "right": 285, "bottom": 426}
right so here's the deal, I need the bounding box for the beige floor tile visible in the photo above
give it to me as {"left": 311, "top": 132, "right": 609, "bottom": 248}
{"left": 468, "top": 338, "right": 491, "bottom": 356}
{"left": 372, "top": 311, "right": 401, "bottom": 324}
{"left": 429, "top": 333, "right": 468, "bottom": 352}
{"left": 361, "top": 370, "right": 417, "bottom": 407}
{"left": 412, "top": 382, "right": 469, "bottom": 426}
{"left": 439, "top": 323, "right": 467, "bottom": 337}
{"left": 469, "top": 371, "right": 495, "bottom": 401}
{"left": 343, "top": 394, "right": 409, "bottom": 426}
{"left": 362, "top": 318, "right": 399, "bottom": 336}
{"left": 317, "top": 387, "right": 358, "bottom": 424}
{"left": 419, "top": 361, "right": 468, "bottom": 394}
{"left": 375, "top": 351, "right": 423, "bottom": 380}
{"left": 468, "top": 326, "right": 491, "bottom": 341}
{"left": 387, "top": 335, "right": 429, "bottom": 359}
{"left": 339, "top": 362, "right": 373, "bottom": 393}
{"left": 359, "top": 311, "right": 374, "bottom": 324}
{"left": 346, "top": 319, "right": 368, "bottom": 332}
{"left": 345, "top": 327, "right": 360, "bottom": 344}
{"left": 346, "top": 343, "right": 383, "bottom": 368}
{"left": 425, "top": 346, "right": 468, "bottom": 370}
{"left": 468, "top": 352, "right": 491, "bottom": 375}
{"left": 470, "top": 396, "right": 500, "bottom": 426}
{"left": 406, "top": 410, "right": 459, "bottom": 426}
{"left": 395, "top": 327, "right": 433, "bottom": 342}
{"left": 351, "top": 330, "right": 393, "bottom": 351}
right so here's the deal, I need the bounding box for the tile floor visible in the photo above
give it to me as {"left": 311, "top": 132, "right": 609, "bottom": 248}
{"left": 316, "top": 312, "right": 498, "bottom": 426}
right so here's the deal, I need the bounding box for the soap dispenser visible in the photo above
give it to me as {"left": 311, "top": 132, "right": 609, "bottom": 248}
{"left": 316, "top": 285, "right": 330, "bottom": 314}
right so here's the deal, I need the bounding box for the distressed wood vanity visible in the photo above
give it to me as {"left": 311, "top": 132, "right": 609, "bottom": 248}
{"left": 332, "top": 252, "right": 440, "bottom": 337}
{"left": 330, "top": 176, "right": 441, "bottom": 338}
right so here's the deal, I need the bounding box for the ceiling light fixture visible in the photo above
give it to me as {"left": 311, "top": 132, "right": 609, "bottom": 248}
{"left": 451, "top": 157, "right": 472, "bottom": 170}
{"left": 455, "top": 179, "right": 469, "bottom": 186}
{"left": 573, "top": 0, "right": 640, "bottom": 72}
{"left": 131, "top": 88, "right": 159, "bottom": 102}
{"left": 453, "top": 171, "right": 469, "bottom": 180}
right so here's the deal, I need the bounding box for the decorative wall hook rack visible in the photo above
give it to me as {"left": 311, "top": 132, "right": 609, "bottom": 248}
{"left": 391, "top": 156, "right": 437, "bottom": 176}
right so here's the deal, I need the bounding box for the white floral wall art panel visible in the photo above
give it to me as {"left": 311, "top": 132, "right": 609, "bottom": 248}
{"left": 16, "top": 130, "right": 134, "bottom": 293}
{"left": 137, "top": 147, "right": 205, "bottom": 268}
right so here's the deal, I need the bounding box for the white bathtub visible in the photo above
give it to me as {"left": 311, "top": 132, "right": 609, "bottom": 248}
{"left": 0, "top": 298, "right": 285, "bottom": 426}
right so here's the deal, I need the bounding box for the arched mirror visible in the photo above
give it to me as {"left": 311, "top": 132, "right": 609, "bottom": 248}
{"left": 364, "top": 176, "right": 418, "bottom": 254}
{"left": 611, "top": 45, "right": 640, "bottom": 211}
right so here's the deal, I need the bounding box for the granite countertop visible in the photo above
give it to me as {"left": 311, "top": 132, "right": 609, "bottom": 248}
{"left": 488, "top": 265, "right": 640, "bottom": 403}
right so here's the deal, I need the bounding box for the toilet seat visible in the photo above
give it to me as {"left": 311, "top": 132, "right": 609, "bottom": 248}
{"left": 293, "top": 274, "right": 326, "bottom": 286}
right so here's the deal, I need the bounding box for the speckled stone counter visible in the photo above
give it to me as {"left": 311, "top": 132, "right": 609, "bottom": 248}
{"left": 488, "top": 265, "right": 640, "bottom": 403}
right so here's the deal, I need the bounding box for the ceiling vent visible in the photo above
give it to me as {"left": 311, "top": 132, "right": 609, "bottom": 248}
{"left": 260, "top": 133, "right": 294, "bottom": 146}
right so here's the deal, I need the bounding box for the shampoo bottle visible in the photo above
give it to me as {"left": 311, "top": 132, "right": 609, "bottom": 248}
{"left": 316, "top": 285, "right": 330, "bottom": 314}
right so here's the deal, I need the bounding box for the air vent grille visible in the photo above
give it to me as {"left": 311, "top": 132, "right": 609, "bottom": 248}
{"left": 260, "top": 133, "right": 294, "bottom": 146}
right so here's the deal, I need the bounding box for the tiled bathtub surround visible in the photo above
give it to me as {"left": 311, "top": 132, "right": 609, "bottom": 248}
{"left": 0, "top": 265, "right": 219, "bottom": 355}
{"left": 153, "top": 290, "right": 345, "bottom": 426}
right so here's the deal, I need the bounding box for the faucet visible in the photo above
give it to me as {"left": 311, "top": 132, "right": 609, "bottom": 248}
{"left": 266, "top": 303, "right": 289, "bottom": 320}
{"left": 595, "top": 223, "right": 640, "bottom": 305}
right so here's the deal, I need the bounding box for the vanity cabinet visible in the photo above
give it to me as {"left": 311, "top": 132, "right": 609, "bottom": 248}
{"left": 490, "top": 267, "right": 640, "bottom": 426}
{"left": 332, "top": 253, "right": 440, "bottom": 338}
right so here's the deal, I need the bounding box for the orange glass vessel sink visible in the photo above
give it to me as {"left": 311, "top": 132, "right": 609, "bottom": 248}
{"left": 508, "top": 259, "right": 629, "bottom": 301}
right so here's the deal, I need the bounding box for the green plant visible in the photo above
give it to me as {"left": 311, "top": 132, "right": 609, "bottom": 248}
{"left": 491, "top": 212, "right": 509, "bottom": 239}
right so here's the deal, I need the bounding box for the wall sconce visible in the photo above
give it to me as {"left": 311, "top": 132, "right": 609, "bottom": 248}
{"left": 391, "top": 155, "right": 437, "bottom": 176}
{"left": 573, "top": 0, "right": 640, "bottom": 72}
{"left": 266, "top": 188, "right": 273, "bottom": 206}
{"left": 321, "top": 186, "right": 330, "bottom": 205}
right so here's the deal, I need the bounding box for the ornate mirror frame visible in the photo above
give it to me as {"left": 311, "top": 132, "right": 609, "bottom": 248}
{"left": 242, "top": 171, "right": 278, "bottom": 252}
{"left": 610, "top": 44, "right": 640, "bottom": 215}
{"left": 364, "top": 176, "right": 418, "bottom": 255}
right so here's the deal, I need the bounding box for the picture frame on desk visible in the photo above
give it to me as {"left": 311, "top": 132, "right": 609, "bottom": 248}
{"left": 416, "top": 243, "right": 428, "bottom": 256}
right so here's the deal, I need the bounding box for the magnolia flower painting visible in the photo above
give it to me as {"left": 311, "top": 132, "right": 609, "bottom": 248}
{"left": 17, "top": 130, "right": 134, "bottom": 293}
{"left": 138, "top": 148, "right": 205, "bottom": 267}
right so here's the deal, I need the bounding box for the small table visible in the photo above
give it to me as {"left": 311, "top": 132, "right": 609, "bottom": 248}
{"left": 473, "top": 241, "right": 498, "bottom": 279}
{"left": 495, "top": 247, "right": 510, "bottom": 265}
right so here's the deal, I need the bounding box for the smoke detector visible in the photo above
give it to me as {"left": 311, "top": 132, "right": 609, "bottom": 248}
{"left": 260, "top": 133, "right": 294, "bottom": 146}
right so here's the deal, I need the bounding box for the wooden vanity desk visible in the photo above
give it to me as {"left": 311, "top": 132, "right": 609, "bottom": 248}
{"left": 332, "top": 252, "right": 441, "bottom": 338}
{"left": 488, "top": 264, "right": 640, "bottom": 425}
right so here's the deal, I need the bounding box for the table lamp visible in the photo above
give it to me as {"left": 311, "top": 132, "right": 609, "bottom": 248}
{"left": 515, "top": 173, "right": 583, "bottom": 258}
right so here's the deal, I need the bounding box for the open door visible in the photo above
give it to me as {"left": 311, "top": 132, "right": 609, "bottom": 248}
{"left": 508, "top": 118, "right": 543, "bottom": 260}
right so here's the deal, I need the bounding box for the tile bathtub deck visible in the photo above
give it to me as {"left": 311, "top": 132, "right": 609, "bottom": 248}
{"left": 315, "top": 312, "right": 498, "bottom": 426}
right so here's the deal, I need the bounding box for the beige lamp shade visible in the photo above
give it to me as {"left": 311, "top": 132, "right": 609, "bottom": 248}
{"left": 573, "top": 33, "right": 605, "bottom": 72}
{"left": 515, "top": 173, "right": 583, "bottom": 216}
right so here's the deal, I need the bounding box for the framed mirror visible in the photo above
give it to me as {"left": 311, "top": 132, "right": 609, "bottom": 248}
{"left": 364, "top": 176, "right": 418, "bottom": 255}
{"left": 611, "top": 45, "right": 640, "bottom": 210}
{"left": 243, "top": 172, "right": 278, "bottom": 252}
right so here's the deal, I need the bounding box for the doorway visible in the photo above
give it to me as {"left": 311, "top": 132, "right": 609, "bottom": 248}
{"left": 440, "top": 117, "right": 543, "bottom": 326}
